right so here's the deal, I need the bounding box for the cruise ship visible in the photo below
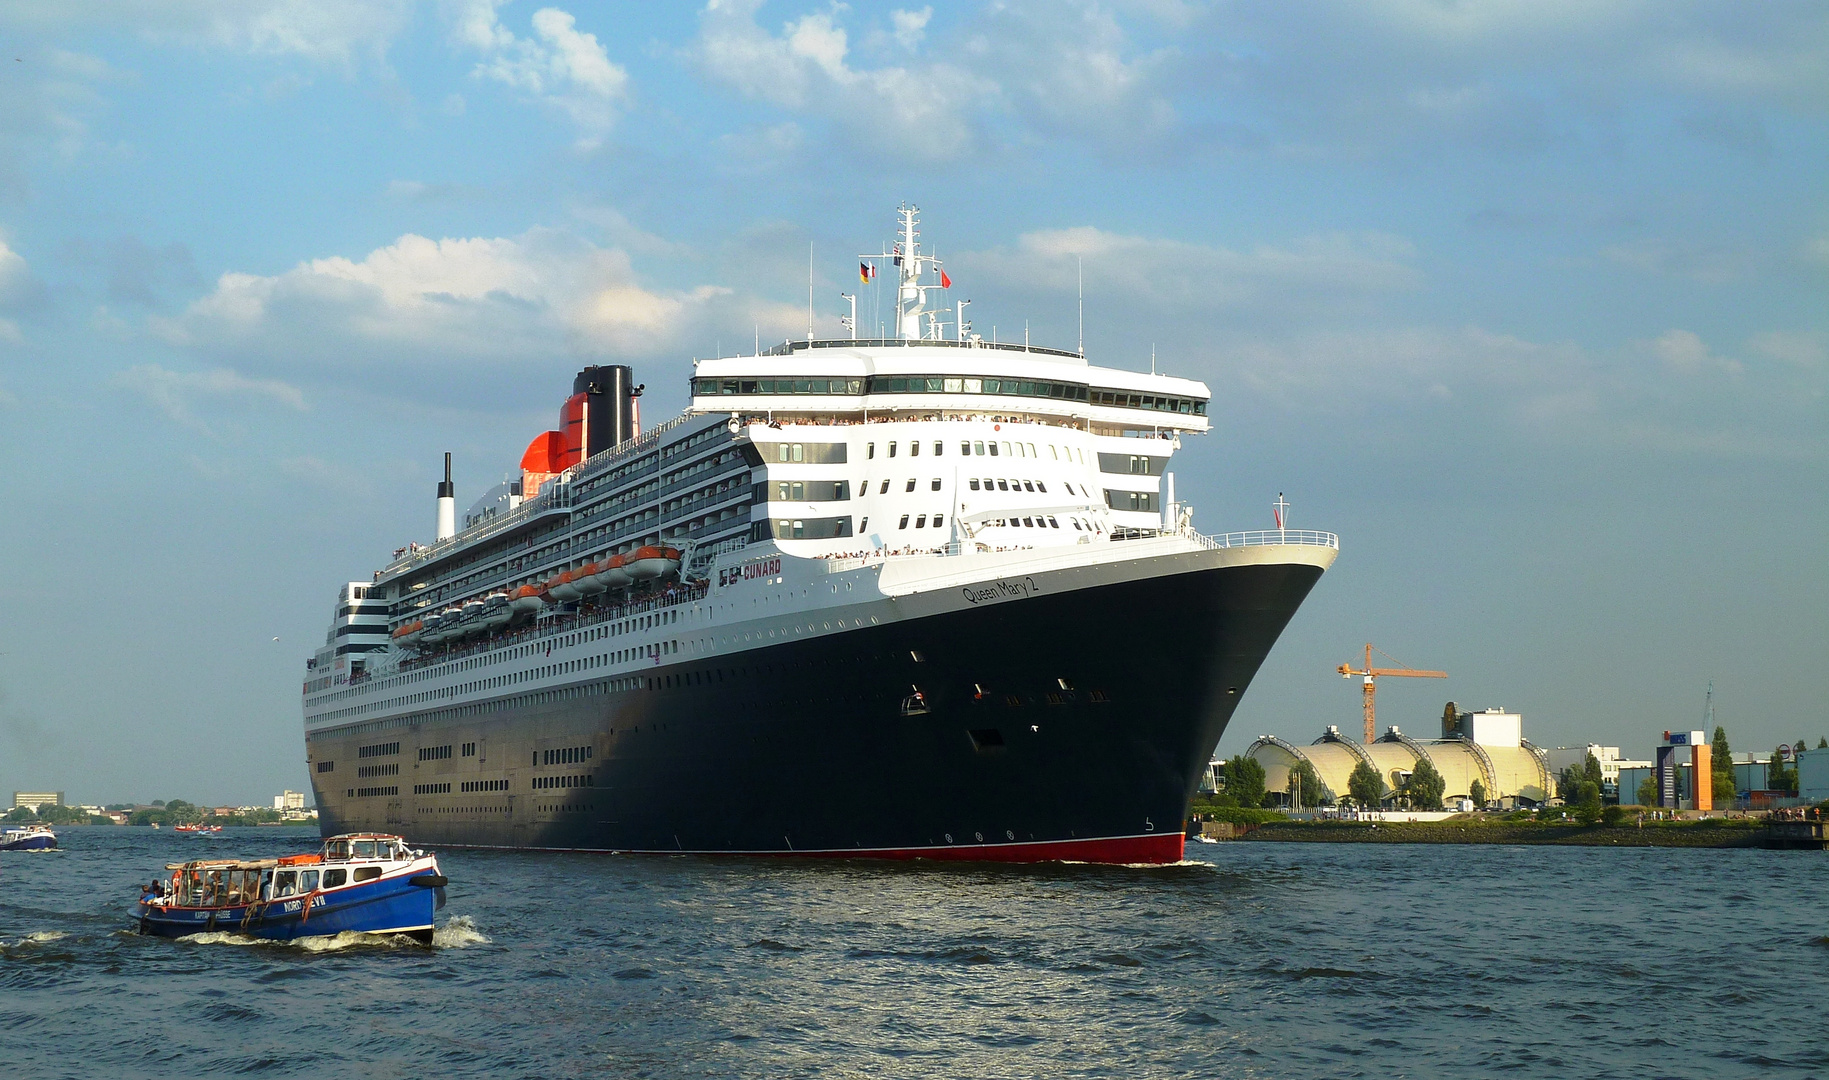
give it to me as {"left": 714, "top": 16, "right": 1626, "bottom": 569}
{"left": 302, "top": 207, "right": 1338, "bottom": 864}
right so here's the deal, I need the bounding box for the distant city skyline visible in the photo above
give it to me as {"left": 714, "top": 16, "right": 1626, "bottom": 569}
{"left": 0, "top": 2, "right": 1822, "bottom": 803}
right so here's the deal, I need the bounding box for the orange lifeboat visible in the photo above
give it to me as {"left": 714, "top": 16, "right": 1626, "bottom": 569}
{"left": 599, "top": 552, "right": 632, "bottom": 589}
{"left": 573, "top": 560, "right": 608, "bottom": 595}
{"left": 548, "top": 568, "right": 582, "bottom": 601}
{"left": 509, "top": 583, "right": 545, "bottom": 615}
{"left": 626, "top": 545, "right": 672, "bottom": 581}
{"left": 391, "top": 620, "right": 424, "bottom": 644}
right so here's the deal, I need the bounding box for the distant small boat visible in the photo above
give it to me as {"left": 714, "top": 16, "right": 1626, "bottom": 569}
{"left": 133, "top": 833, "right": 447, "bottom": 943}
{"left": 173, "top": 824, "right": 222, "bottom": 834}
{"left": 1, "top": 824, "right": 56, "bottom": 851}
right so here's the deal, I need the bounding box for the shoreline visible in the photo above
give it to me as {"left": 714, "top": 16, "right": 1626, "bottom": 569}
{"left": 1239, "top": 820, "right": 1764, "bottom": 848}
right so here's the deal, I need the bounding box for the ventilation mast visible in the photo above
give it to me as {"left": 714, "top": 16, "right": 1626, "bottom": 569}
{"left": 436, "top": 452, "right": 456, "bottom": 541}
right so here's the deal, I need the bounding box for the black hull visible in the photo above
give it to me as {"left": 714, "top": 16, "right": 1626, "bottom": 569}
{"left": 310, "top": 561, "right": 1324, "bottom": 862}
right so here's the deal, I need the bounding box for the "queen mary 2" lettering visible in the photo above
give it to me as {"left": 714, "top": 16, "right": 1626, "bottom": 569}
{"left": 962, "top": 576, "right": 1040, "bottom": 605}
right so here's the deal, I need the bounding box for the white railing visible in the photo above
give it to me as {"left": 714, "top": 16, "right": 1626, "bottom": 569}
{"left": 1191, "top": 529, "right": 1339, "bottom": 550}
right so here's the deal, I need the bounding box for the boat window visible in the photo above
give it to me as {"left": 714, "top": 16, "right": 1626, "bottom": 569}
{"left": 325, "top": 840, "right": 349, "bottom": 860}
{"left": 352, "top": 840, "right": 378, "bottom": 859}
{"left": 960, "top": 441, "right": 971, "bottom": 456}
{"left": 933, "top": 441, "right": 943, "bottom": 456}
{"left": 915, "top": 515, "right": 927, "bottom": 528}
{"left": 933, "top": 515, "right": 945, "bottom": 529}
{"left": 322, "top": 868, "right": 347, "bottom": 889}
{"left": 1028, "top": 444, "right": 1038, "bottom": 457}
{"left": 973, "top": 441, "right": 984, "bottom": 455}
{"left": 905, "top": 479, "right": 916, "bottom": 492}
{"left": 867, "top": 442, "right": 875, "bottom": 459}
{"left": 275, "top": 871, "right": 297, "bottom": 897}
{"left": 879, "top": 480, "right": 890, "bottom": 494}
{"left": 997, "top": 480, "right": 1008, "bottom": 491}
{"left": 994, "top": 442, "right": 1005, "bottom": 456}
{"left": 930, "top": 479, "right": 941, "bottom": 491}
{"left": 898, "top": 515, "right": 909, "bottom": 529}
{"left": 299, "top": 870, "right": 319, "bottom": 891}
{"left": 910, "top": 441, "right": 920, "bottom": 457}
{"left": 1023, "top": 481, "right": 1035, "bottom": 492}
{"left": 354, "top": 867, "right": 382, "bottom": 883}
{"left": 969, "top": 479, "right": 980, "bottom": 490}
{"left": 888, "top": 441, "right": 897, "bottom": 457}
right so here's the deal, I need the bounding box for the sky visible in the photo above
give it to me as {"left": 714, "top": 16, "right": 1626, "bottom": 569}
{"left": 0, "top": 1, "right": 1822, "bottom": 806}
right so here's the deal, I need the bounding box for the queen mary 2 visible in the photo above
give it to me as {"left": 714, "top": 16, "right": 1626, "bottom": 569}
{"left": 301, "top": 206, "right": 1338, "bottom": 864}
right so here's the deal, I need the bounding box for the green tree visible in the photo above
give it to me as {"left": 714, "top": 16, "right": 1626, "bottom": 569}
{"left": 1583, "top": 752, "right": 1604, "bottom": 790}
{"left": 1819, "top": 737, "right": 1827, "bottom": 749}
{"left": 1574, "top": 781, "right": 1603, "bottom": 825}
{"left": 1407, "top": 758, "right": 1447, "bottom": 810}
{"left": 1348, "top": 760, "right": 1387, "bottom": 807}
{"left": 1601, "top": 804, "right": 1626, "bottom": 826}
{"left": 4, "top": 806, "right": 34, "bottom": 823}
{"left": 1771, "top": 747, "right": 1796, "bottom": 794}
{"left": 1288, "top": 758, "right": 1327, "bottom": 809}
{"left": 1469, "top": 778, "right": 1487, "bottom": 808}
{"left": 1221, "top": 756, "right": 1267, "bottom": 809}
{"left": 1637, "top": 775, "right": 1658, "bottom": 806}
{"left": 1557, "top": 766, "right": 1585, "bottom": 802}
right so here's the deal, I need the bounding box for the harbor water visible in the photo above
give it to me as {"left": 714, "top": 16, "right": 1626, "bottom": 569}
{"left": 1, "top": 827, "right": 1825, "bottom": 1078}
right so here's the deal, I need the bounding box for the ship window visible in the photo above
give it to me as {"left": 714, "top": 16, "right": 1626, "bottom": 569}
{"left": 915, "top": 515, "right": 927, "bottom": 528}
{"left": 1050, "top": 446, "right": 1058, "bottom": 460}
{"left": 969, "top": 479, "right": 980, "bottom": 490}
{"left": 880, "top": 480, "right": 890, "bottom": 494}
{"left": 905, "top": 479, "right": 916, "bottom": 492}
{"left": 858, "top": 517, "right": 868, "bottom": 531}
{"left": 933, "top": 441, "right": 943, "bottom": 456}
{"left": 1022, "top": 481, "right": 1034, "bottom": 492}
{"left": 930, "top": 479, "right": 941, "bottom": 491}
{"left": 910, "top": 441, "right": 921, "bottom": 457}
{"left": 888, "top": 442, "right": 897, "bottom": 457}
{"left": 898, "top": 515, "right": 909, "bottom": 529}
{"left": 354, "top": 867, "right": 382, "bottom": 883}
{"left": 943, "top": 378, "right": 962, "bottom": 393}
{"left": 322, "top": 869, "right": 347, "bottom": 889}
{"left": 988, "top": 442, "right": 998, "bottom": 456}
{"left": 960, "top": 441, "right": 971, "bottom": 455}
{"left": 867, "top": 442, "right": 875, "bottom": 459}
{"left": 997, "top": 480, "right": 1008, "bottom": 491}
{"left": 1048, "top": 516, "right": 1060, "bottom": 528}
{"left": 933, "top": 515, "right": 944, "bottom": 528}
{"left": 316, "top": 760, "right": 334, "bottom": 773}
{"left": 973, "top": 441, "right": 984, "bottom": 455}
{"left": 299, "top": 870, "right": 319, "bottom": 891}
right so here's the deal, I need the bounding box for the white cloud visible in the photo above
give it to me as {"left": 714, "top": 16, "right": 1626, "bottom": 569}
{"left": 1647, "top": 329, "right": 1742, "bottom": 376}
{"left": 155, "top": 227, "right": 802, "bottom": 384}
{"left": 114, "top": 364, "right": 308, "bottom": 433}
{"left": 457, "top": 4, "right": 630, "bottom": 146}
{"left": 891, "top": 7, "right": 932, "bottom": 51}
{"left": 1601, "top": 240, "right": 1754, "bottom": 284}
{"left": 2, "top": 1, "right": 416, "bottom": 66}
{"left": 692, "top": 0, "right": 996, "bottom": 159}
{"left": 1748, "top": 331, "right": 1825, "bottom": 370}
{"left": 964, "top": 226, "right": 1420, "bottom": 314}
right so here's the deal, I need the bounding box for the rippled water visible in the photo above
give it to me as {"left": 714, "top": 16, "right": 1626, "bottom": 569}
{"left": 2, "top": 827, "right": 1826, "bottom": 1078}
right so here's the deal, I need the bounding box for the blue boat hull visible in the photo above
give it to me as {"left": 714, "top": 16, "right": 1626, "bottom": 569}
{"left": 135, "top": 875, "right": 439, "bottom": 942}
{"left": 0, "top": 836, "right": 56, "bottom": 851}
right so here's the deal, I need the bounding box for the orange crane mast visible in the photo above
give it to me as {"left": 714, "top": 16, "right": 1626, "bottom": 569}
{"left": 1338, "top": 643, "right": 1447, "bottom": 744}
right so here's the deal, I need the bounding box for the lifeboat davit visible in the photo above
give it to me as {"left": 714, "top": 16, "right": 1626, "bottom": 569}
{"left": 598, "top": 553, "right": 632, "bottom": 589}
{"left": 626, "top": 545, "right": 678, "bottom": 581}
{"left": 573, "top": 561, "right": 608, "bottom": 595}
{"left": 509, "top": 584, "right": 545, "bottom": 615}
{"left": 548, "top": 569, "right": 582, "bottom": 602}
{"left": 427, "top": 607, "right": 464, "bottom": 643}
{"left": 481, "top": 593, "right": 513, "bottom": 628}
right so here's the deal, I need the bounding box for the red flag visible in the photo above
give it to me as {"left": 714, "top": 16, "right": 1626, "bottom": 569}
{"left": 939, "top": 269, "right": 952, "bottom": 288}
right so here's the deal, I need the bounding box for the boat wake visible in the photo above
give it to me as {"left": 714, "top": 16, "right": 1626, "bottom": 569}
{"left": 169, "top": 915, "right": 487, "bottom": 952}
{"left": 0, "top": 930, "right": 70, "bottom": 950}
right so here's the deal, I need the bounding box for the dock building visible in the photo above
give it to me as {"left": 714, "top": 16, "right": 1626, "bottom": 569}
{"left": 1246, "top": 709, "right": 1553, "bottom": 808}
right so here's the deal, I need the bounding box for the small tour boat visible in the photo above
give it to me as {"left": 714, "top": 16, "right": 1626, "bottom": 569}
{"left": 172, "top": 823, "right": 222, "bottom": 834}
{"left": 133, "top": 833, "right": 447, "bottom": 942}
{"left": 1, "top": 824, "right": 57, "bottom": 851}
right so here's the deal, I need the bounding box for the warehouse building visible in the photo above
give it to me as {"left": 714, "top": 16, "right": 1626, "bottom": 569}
{"left": 1246, "top": 709, "right": 1554, "bottom": 808}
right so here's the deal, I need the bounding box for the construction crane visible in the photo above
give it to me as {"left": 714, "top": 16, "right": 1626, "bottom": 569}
{"left": 1338, "top": 643, "right": 1447, "bottom": 744}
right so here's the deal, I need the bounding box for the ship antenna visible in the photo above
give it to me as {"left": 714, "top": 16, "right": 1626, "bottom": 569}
{"left": 1077, "top": 253, "right": 1083, "bottom": 357}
